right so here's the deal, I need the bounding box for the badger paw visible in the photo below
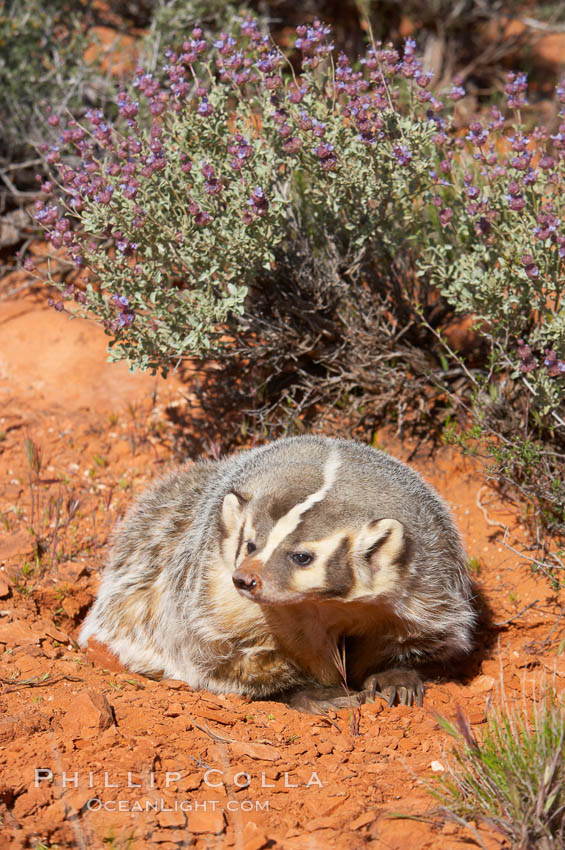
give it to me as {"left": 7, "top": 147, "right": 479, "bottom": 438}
{"left": 362, "top": 668, "right": 424, "bottom": 707}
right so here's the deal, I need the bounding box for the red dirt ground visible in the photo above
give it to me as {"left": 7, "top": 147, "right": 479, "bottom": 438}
{"left": 0, "top": 274, "right": 563, "bottom": 850}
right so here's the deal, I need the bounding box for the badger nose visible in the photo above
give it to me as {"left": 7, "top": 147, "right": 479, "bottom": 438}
{"left": 232, "top": 572, "right": 262, "bottom": 594}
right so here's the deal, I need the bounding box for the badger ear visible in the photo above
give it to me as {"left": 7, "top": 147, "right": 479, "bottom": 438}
{"left": 358, "top": 518, "right": 405, "bottom": 572}
{"left": 221, "top": 491, "right": 248, "bottom": 535}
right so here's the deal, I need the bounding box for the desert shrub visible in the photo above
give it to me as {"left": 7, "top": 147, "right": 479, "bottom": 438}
{"left": 34, "top": 21, "right": 451, "bottom": 370}
{"left": 433, "top": 692, "right": 565, "bottom": 850}
{"left": 33, "top": 17, "right": 564, "bottom": 548}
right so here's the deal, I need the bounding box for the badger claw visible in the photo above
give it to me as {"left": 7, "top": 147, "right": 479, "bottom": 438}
{"left": 363, "top": 668, "right": 424, "bottom": 708}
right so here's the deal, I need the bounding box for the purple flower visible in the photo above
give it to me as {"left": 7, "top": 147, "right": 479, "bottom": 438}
{"left": 521, "top": 253, "right": 539, "bottom": 279}
{"left": 517, "top": 339, "right": 536, "bottom": 373}
{"left": 264, "top": 75, "right": 283, "bottom": 91}
{"left": 213, "top": 33, "right": 236, "bottom": 56}
{"left": 194, "top": 210, "right": 212, "bottom": 227}
{"left": 46, "top": 147, "right": 61, "bottom": 165}
{"left": 448, "top": 84, "right": 466, "bottom": 102}
{"left": 544, "top": 350, "right": 565, "bottom": 377}
{"left": 95, "top": 186, "right": 114, "bottom": 205}
{"left": 392, "top": 144, "right": 412, "bottom": 166}
{"left": 272, "top": 109, "right": 288, "bottom": 126}
{"left": 149, "top": 100, "right": 166, "bottom": 116}
{"left": 288, "top": 84, "right": 307, "bottom": 104}
{"left": 205, "top": 178, "right": 223, "bottom": 195}
{"left": 248, "top": 187, "right": 269, "bottom": 216}
{"left": 533, "top": 211, "right": 560, "bottom": 241}
{"left": 466, "top": 122, "right": 488, "bottom": 146}
{"left": 504, "top": 71, "right": 528, "bottom": 109}
{"left": 314, "top": 142, "right": 334, "bottom": 160}
{"left": 197, "top": 98, "right": 213, "bottom": 116}
{"left": 507, "top": 195, "right": 525, "bottom": 212}
{"left": 117, "top": 92, "right": 139, "bottom": 120}
{"left": 539, "top": 155, "right": 555, "bottom": 170}
{"left": 476, "top": 217, "right": 491, "bottom": 236}
{"left": 283, "top": 137, "right": 302, "bottom": 154}
{"left": 118, "top": 310, "right": 135, "bottom": 327}
{"left": 311, "top": 119, "right": 326, "bottom": 138}
{"left": 416, "top": 71, "right": 433, "bottom": 88}
{"left": 439, "top": 207, "right": 453, "bottom": 227}
{"left": 488, "top": 107, "right": 505, "bottom": 131}
{"left": 255, "top": 50, "right": 281, "bottom": 74}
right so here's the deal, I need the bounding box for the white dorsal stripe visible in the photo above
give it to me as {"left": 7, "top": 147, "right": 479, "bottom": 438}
{"left": 259, "top": 449, "right": 341, "bottom": 564}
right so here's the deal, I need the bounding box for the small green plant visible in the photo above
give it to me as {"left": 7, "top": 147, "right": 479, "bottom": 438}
{"left": 23, "top": 436, "right": 45, "bottom": 560}
{"left": 467, "top": 556, "right": 481, "bottom": 575}
{"left": 433, "top": 691, "right": 565, "bottom": 849}
{"left": 102, "top": 829, "right": 136, "bottom": 850}
{"left": 508, "top": 590, "right": 520, "bottom": 606}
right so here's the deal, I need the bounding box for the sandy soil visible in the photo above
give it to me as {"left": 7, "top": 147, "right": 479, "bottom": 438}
{"left": 0, "top": 274, "right": 563, "bottom": 850}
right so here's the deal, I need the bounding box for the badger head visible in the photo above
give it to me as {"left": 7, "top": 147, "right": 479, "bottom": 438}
{"left": 221, "top": 449, "right": 408, "bottom": 607}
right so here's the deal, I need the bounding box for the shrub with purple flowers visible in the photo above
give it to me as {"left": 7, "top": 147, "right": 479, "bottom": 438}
{"left": 36, "top": 21, "right": 466, "bottom": 371}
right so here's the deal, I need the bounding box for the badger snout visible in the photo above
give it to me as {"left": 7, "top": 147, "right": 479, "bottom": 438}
{"left": 232, "top": 569, "right": 262, "bottom": 596}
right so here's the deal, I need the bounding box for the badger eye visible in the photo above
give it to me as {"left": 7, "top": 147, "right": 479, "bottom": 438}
{"left": 246, "top": 541, "right": 257, "bottom": 554}
{"left": 290, "top": 552, "right": 313, "bottom": 567}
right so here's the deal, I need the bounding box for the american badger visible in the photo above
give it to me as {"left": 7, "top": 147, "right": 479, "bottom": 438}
{"left": 80, "top": 436, "right": 476, "bottom": 708}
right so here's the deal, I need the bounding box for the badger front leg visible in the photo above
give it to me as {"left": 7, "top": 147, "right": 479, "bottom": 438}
{"left": 286, "top": 686, "right": 366, "bottom": 714}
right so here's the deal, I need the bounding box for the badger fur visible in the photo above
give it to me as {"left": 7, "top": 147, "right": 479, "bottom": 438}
{"left": 80, "top": 436, "right": 476, "bottom": 705}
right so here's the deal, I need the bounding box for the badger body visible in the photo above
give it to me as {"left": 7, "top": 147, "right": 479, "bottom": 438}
{"left": 80, "top": 436, "right": 476, "bottom": 700}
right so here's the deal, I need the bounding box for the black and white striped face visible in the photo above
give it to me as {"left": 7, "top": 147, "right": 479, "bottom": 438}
{"left": 221, "top": 450, "right": 407, "bottom": 606}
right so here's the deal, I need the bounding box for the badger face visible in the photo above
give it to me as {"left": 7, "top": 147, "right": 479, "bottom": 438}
{"left": 222, "top": 449, "right": 408, "bottom": 607}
